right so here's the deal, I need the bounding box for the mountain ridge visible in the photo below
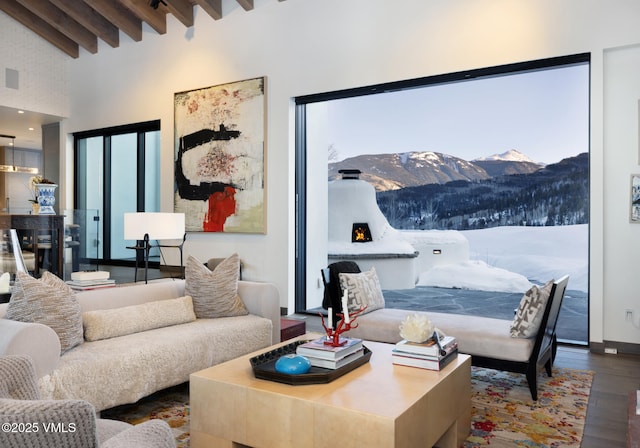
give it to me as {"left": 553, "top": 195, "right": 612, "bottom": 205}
{"left": 329, "top": 149, "right": 544, "bottom": 191}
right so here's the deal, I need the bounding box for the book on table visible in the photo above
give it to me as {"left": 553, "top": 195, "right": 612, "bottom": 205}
{"left": 391, "top": 347, "right": 459, "bottom": 371}
{"left": 296, "top": 337, "right": 363, "bottom": 360}
{"left": 394, "top": 335, "right": 457, "bottom": 357}
{"left": 65, "top": 278, "right": 116, "bottom": 291}
{"left": 306, "top": 348, "right": 365, "bottom": 370}
{"left": 70, "top": 270, "right": 111, "bottom": 281}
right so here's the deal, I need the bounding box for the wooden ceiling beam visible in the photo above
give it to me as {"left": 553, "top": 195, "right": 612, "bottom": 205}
{"left": 119, "top": 0, "right": 167, "bottom": 35}
{"left": 194, "top": 0, "right": 223, "bottom": 21}
{"left": 0, "top": 1, "right": 79, "bottom": 58}
{"left": 83, "top": 0, "right": 143, "bottom": 42}
{"left": 15, "top": 0, "right": 98, "bottom": 54}
{"left": 49, "top": 0, "right": 119, "bottom": 48}
{"left": 164, "top": 0, "right": 194, "bottom": 28}
{"left": 236, "top": 0, "right": 254, "bottom": 11}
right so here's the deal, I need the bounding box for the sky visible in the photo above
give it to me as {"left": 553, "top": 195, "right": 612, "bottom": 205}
{"left": 321, "top": 63, "right": 589, "bottom": 165}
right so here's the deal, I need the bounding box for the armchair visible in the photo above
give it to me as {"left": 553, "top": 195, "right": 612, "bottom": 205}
{"left": 0, "top": 355, "right": 176, "bottom": 448}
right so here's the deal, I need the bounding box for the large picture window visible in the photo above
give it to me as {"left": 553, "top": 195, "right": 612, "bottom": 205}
{"left": 295, "top": 54, "right": 590, "bottom": 344}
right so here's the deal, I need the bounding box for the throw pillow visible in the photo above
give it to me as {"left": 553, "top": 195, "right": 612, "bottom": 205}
{"left": 510, "top": 279, "right": 554, "bottom": 338}
{"left": 83, "top": 296, "right": 197, "bottom": 342}
{"left": 6, "top": 271, "right": 84, "bottom": 353}
{"left": 185, "top": 254, "right": 248, "bottom": 318}
{"left": 338, "top": 267, "right": 385, "bottom": 315}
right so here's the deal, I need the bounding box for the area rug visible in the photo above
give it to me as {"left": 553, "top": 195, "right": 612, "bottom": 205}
{"left": 100, "top": 383, "right": 190, "bottom": 448}
{"left": 101, "top": 367, "right": 593, "bottom": 448}
{"left": 465, "top": 366, "right": 594, "bottom": 447}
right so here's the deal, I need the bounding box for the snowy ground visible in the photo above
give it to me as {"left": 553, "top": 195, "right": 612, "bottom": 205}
{"left": 415, "top": 224, "right": 588, "bottom": 293}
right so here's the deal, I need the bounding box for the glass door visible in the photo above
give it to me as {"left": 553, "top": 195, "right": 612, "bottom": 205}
{"left": 74, "top": 120, "right": 160, "bottom": 266}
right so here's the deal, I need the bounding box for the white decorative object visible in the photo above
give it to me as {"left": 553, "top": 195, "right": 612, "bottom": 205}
{"left": 0, "top": 272, "right": 9, "bottom": 293}
{"left": 341, "top": 290, "right": 350, "bottom": 323}
{"left": 399, "top": 313, "right": 435, "bottom": 343}
{"left": 35, "top": 183, "right": 57, "bottom": 215}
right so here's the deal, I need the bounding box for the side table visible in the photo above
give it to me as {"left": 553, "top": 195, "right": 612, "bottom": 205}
{"left": 280, "top": 317, "right": 306, "bottom": 341}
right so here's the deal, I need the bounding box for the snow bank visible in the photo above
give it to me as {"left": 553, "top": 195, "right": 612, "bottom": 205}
{"left": 413, "top": 225, "right": 587, "bottom": 293}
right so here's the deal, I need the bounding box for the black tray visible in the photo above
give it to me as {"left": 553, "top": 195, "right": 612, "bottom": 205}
{"left": 250, "top": 339, "right": 372, "bottom": 385}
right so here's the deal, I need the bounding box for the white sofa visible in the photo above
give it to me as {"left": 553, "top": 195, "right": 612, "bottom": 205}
{"left": 0, "top": 279, "right": 280, "bottom": 412}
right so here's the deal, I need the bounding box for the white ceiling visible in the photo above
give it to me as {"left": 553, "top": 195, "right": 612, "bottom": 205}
{"left": 0, "top": 106, "right": 62, "bottom": 151}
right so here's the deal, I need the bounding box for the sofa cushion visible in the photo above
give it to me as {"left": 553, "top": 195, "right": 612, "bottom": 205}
{"left": 339, "top": 267, "right": 385, "bottom": 315}
{"left": 6, "top": 272, "right": 83, "bottom": 354}
{"left": 347, "top": 308, "right": 535, "bottom": 362}
{"left": 510, "top": 280, "right": 554, "bottom": 338}
{"left": 83, "top": 296, "right": 197, "bottom": 342}
{"left": 40, "top": 316, "right": 273, "bottom": 411}
{"left": 185, "top": 254, "right": 248, "bottom": 318}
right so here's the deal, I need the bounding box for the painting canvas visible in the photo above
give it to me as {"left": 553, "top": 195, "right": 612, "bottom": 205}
{"left": 631, "top": 174, "right": 640, "bottom": 223}
{"left": 174, "top": 77, "right": 266, "bottom": 233}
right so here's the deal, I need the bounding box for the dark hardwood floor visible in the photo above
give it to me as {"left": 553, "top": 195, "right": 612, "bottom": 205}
{"left": 555, "top": 346, "right": 639, "bottom": 447}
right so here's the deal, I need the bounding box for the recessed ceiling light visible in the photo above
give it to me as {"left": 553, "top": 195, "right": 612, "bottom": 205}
{"left": 28, "top": 127, "right": 34, "bottom": 131}
{"left": 17, "top": 110, "right": 24, "bottom": 114}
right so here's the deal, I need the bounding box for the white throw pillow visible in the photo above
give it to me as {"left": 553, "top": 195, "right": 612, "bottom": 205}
{"left": 510, "top": 279, "right": 554, "bottom": 338}
{"left": 83, "top": 295, "right": 196, "bottom": 342}
{"left": 6, "top": 271, "right": 84, "bottom": 353}
{"left": 185, "top": 254, "right": 248, "bottom": 318}
{"left": 339, "top": 267, "right": 385, "bottom": 315}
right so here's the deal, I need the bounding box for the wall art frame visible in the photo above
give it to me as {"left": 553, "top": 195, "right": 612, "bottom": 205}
{"left": 630, "top": 174, "right": 640, "bottom": 223}
{"left": 174, "top": 77, "right": 267, "bottom": 233}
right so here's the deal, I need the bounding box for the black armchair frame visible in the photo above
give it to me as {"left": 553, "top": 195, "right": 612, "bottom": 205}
{"left": 470, "top": 275, "right": 569, "bottom": 400}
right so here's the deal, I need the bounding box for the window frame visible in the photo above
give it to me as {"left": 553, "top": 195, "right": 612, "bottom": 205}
{"left": 294, "top": 53, "right": 590, "bottom": 314}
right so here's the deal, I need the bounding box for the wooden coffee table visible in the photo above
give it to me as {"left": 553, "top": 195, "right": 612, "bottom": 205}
{"left": 190, "top": 336, "right": 471, "bottom": 448}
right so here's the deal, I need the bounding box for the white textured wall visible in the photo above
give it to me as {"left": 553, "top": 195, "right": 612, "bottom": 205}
{"left": 0, "top": 11, "right": 69, "bottom": 117}
{"left": 8, "top": 0, "right": 640, "bottom": 344}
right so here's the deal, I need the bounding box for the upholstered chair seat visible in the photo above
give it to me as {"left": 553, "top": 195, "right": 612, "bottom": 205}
{"left": 0, "top": 355, "right": 176, "bottom": 448}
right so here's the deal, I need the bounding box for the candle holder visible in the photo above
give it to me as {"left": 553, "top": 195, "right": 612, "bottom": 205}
{"left": 319, "top": 306, "right": 367, "bottom": 347}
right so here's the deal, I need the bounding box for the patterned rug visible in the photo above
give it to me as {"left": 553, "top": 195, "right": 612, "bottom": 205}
{"left": 465, "top": 367, "right": 594, "bottom": 447}
{"left": 100, "top": 382, "right": 190, "bottom": 448}
{"left": 101, "top": 367, "right": 593, "bottom": 448}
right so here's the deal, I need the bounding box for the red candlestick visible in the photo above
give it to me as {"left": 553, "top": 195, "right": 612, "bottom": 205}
{"left": 319, "top": 306, "right": 367, "bottom": 347}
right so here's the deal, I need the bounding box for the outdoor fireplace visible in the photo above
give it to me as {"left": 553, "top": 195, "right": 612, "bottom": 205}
{"left": 352, "top": 223, "right": 372, "bottom": 243}
{"left": 327, "top": 170, "right": 419, "bottom": 289}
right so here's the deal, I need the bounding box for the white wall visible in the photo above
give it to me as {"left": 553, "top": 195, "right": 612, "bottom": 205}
{"left": 0, "top": 11, "right": 69, "bottom": 117}
{"left": 603, "top": 44, "right": 640, "bottom": 344}
{"left": 7, "top": 0, "right": 640, "bottom": 345}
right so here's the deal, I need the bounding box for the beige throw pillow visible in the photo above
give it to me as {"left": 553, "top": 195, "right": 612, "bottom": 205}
{"left": 339, "top": 267, "right": 385, "bottom": 315}
{"left": 83, "top": 296, "right": 197, "bottom": 342}
{"left": 185, "top": 254, "right": 248, "bottom": 318}
{"left": 510, "top": 279, "right": 554, "bottom": 338}
{"left": 6, "top": 271, "right": 84, "bottom": 353}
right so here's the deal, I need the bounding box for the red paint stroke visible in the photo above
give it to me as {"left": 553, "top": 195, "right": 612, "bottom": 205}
{"left": 203, "top": 186, "right": 236, "bottom": 232}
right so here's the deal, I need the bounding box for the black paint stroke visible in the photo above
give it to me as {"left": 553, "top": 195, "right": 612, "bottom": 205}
{"left": 176, "top": 124, "right": 241, "bottom": 200}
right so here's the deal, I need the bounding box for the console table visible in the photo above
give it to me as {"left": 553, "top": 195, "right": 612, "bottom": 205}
{"left": 0, "top": 214, "right": 65, "bottom": 278}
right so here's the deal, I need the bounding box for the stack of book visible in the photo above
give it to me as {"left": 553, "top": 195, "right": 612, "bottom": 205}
{"left": 391, "top": 335, "right": 458, "bottom": 370}
{"left": 66, "top": 271, "right": 116, "bottom": 291}
{"left": 296, "top": 337, "right": 364, "bottom": 369}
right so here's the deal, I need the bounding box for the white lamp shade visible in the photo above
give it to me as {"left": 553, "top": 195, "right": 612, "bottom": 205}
{"left": 124, "top": 213, "right": 185, "bottom": 240}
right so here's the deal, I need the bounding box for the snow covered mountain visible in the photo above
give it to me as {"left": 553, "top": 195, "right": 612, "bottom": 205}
{"left": 474, "top": 149, "right": 538, "bottom": 163}
{"left": 328, "top": 149, "right": 543, "bottom": 191}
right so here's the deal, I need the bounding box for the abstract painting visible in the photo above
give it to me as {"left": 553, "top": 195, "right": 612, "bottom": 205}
{"left": 174, "top": 77, "right": 266, "bottom": 233}
{"left": 631, "top": 174, "right": 640, "bottom": 223}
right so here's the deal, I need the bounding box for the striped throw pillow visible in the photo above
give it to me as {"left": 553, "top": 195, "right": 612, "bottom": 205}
{"left": 6, "top": 271, "right": 83, "bottom": 353}
{"left": 185, "top": 254, "right": 248, "bottom": 318}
